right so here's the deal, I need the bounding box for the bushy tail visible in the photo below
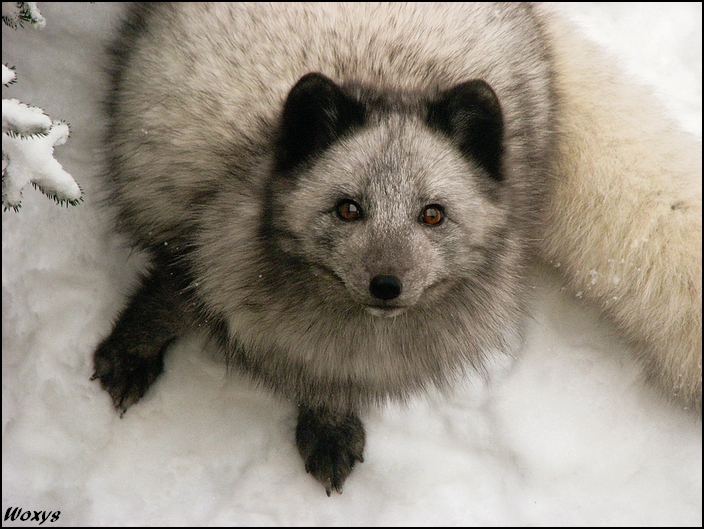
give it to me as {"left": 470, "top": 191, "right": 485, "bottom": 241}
{"left": 538, "top": 8, "right": 702, "bottom": 414}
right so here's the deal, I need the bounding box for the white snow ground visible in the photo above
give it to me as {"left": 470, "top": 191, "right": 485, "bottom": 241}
{"left": 2, "top": 3, "right": 701, "bottom": 526}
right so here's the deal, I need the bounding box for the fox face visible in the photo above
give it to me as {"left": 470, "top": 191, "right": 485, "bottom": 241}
{"left": 189, "top": 70, "right": 531, "bottom": 411}
{"left": 268, "top": 73, "right": 510, "bottom": 317}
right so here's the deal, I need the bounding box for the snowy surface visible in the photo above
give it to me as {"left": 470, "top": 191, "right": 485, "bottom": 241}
{"left": 2, "top": 116, "right": 79, "bottom": 211}
{"left": 2, "top": 3, "right": 701, "bottom": 526}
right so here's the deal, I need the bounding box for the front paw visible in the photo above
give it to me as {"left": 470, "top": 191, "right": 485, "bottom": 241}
{"left": 295, "top": 406, "right": 365, "bottom": 496}
{"left": 91, "top": 338, "right": 168, "bottom": 416}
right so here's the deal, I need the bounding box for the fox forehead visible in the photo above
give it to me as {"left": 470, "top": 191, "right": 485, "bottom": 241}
{"left": 289, "top": 117, "right": 488, "bottom": 207}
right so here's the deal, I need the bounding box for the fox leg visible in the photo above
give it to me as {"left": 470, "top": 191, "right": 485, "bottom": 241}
{"left": 295, "top": 405, "right": 366, "bottom": 496}
{"left": 92, "top": 264, "right": 193, "bottom": 415}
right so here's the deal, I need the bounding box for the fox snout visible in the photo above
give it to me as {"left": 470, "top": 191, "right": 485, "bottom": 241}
{"left": 369, "top": 275, "right": 402, "bottom": 300}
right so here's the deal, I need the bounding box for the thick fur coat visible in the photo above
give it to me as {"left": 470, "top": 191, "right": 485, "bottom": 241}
{"left": 537, "top": 8, "right": 702, "bottom": 412}
{"left": 93, "top": 3, "right": 701, "bottom": 495}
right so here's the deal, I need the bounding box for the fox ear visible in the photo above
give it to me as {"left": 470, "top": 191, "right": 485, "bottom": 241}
{"left": 276, "top": 72, "right": 365, "bottom": 172}
{"left": 427, "top": 80, "right": 504, "bottom": 180}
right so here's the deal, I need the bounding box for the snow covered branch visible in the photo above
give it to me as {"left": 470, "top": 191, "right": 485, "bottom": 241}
{"left": 2, "top": 2, "right": 46, "bottom": 29}
{"left": 2, "top": 2, "right": 82, "bottom": 211}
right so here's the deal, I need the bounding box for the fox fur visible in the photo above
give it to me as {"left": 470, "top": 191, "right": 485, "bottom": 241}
{"left": 92, "top": 2, "right": 702, "bottom": 495}
{"left": 537, "top": 7, "right": 702, "bottom": 413}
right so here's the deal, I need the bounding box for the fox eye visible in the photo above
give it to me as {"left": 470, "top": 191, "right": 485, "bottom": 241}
{"left": 336, "top": 199, "right": 363, "bottom": 221}
{"left": 420, "top": 205, "right": 444, "bottom": 226}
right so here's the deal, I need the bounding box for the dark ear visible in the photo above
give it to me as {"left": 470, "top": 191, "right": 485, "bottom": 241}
{"left": 275, "top": 72, "right": 365, "bottom": 172}
{"left": 427, "top": 80, "right": 504, "bottom": 180}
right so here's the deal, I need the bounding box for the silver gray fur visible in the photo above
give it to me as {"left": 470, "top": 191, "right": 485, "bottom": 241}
{"left": 98, "top": 3, "right": 556, "bottom": 493}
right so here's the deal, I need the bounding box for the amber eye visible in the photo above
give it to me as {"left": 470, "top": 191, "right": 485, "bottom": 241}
{"left": 336, "top": 199, "right": 363, "bottom": 221}
{"left": 420, "top": 205, "right": 444, "bottom": 226}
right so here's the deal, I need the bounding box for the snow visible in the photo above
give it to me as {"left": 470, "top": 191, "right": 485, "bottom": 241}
{"left": 2, "top": 118, "right": 79, "bottom": 210}
{"left": 2, "top": 99, "right": 51, "bottom": 136}
{"left": 2, "top": 4, "right": 80, "bottom": 211}
{"left": 2, "top": 3, "right": 701, "bottom": 526}
{"left": 2, "top": 65, "right": 17, "bottom": 87}
{"left": 1, "top": 2, "right": 46, "bottom": 31}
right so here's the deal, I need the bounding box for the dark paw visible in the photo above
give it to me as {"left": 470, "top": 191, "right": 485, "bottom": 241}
{"left": 296, "top": 407, "right": 365, "bottom": 496}
{"left": 91, "top": 338, "right": 169, "bottom": 416}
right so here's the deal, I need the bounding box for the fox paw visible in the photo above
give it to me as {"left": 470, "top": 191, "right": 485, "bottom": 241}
{"left": 295, "top": 406, "right": 365, "bottom": 496}
{"left": 91, "top": 338, "right": 168, "bottom": 416}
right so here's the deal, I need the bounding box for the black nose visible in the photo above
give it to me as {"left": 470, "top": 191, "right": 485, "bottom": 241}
{"left": 369, "top": 275, "right": 402, "bottom": 300}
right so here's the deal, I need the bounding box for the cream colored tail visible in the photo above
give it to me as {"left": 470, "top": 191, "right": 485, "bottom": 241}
{"left": 538, "top": 9, "right": 702, "bottom": 413}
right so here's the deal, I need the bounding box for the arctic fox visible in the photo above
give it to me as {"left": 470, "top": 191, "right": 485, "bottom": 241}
{"left": 93, "top": 3, "right": 701, "bottom": 495}
{"left": 537, "top": 10, "right": 702, "bottom": 414}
